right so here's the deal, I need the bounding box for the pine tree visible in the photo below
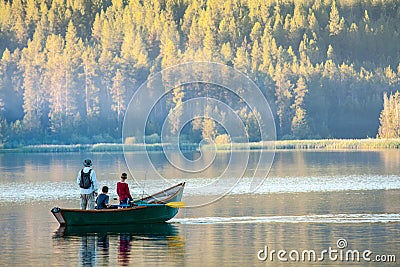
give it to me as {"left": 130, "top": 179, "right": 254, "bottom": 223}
{"left": 81, "top": 46, "right": 100, "bottom": 121}
{"left": 187, "top": 16, "right": 203, "bottom": 52}
{"left": 203, "top": 27, "right": 218, "bottom": 61}
{"left": 307, "top": 11, "right": 320, "bottom": 35}
{"left": 26, "top": 0, "right": 40, "bottom": 32}
{"left": 202, "top": 117, "right": 216, "bottom": 143}
{"left": 202, "top": 105, "right": 216, "bottom": 142}
{"left": 378, "top": 92, "right": 400, "bottom": 138}
{"left": 13, "top": 15, "right": 29, "bottom": 47}
{"left": 291, "top": 77, "right": 311, "bottom": 139}
{"left": 121, "top": 30, "right": 149, "bottom": 69}
{"left": 220, "top": 42, "right": 233, "bottom": 65}
{"left": 259, "top": 28, "right": 275, "bottom": 73}
{"left": 44, "top": 34, "right": 67, "bottom": 134}
{"left": 328, "top": 1, "right": 344, "bottom": 36}
{"left": 47, "top": 0, "right": 69, "bottom": 35}
{"left": 0, "top": 50, "right": 10, "bottom": 117}
{"left": 274, "top": 63, "right": 294, "bottom": 138}
{"left": 246, "top": 108, "right": 262, "bottom": 142}
{"left": 218, "top": 17, "right": 231, "bottom": 46}
{"left": 0, "top": 1, "right": 13, "bottom": 52}
{"left": 251, "top": 40, "right": 262, "bottom": 73}
{"left": 0, "top": 48, "right": 24, "bottom": 123}
{"left": 98, "top": 50, "right": 116, "bottom": 135}
{"left": 160, "top": 19, "right": 181, "bottom": 68}
{"left": 64, "top": 21, "right": 83, "bottom": 117}
{"left": 250, "top": 21, "right": 262, "bottom": 43}
{"left": 20, "top": 28, "right": 47, "bottom": 134}
{"left": 233, "top": 44, "right": 250, "bottom": 75}
{"left": 110, "top": 69, "right": 126, "bottom": 132}
{"left": 168, "top": 85, "right": 184, "bottom": 135}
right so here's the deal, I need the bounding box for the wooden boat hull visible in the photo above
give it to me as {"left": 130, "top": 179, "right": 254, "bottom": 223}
{"left": 51, "top": 182, "right": 185, "bottom": 226}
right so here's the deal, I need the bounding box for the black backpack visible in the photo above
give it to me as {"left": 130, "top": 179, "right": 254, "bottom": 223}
{"left": 80, "top": 169, "right": 92, "bottom": 189}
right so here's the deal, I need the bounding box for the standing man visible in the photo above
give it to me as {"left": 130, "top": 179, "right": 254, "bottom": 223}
{"left": 77, "top": 159, "right": 98, "bottom": 210}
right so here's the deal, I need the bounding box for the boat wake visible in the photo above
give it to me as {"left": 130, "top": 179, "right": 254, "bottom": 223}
{"left": 179, "top": 175, "right": 400, "bottom": 196}
{"left": 171, "top": 213, "right": 400, "bottom": 224}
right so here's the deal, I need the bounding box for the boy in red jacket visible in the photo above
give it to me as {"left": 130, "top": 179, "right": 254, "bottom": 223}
{"left": 117, "top": 173, "right": 133, "bottom": 206}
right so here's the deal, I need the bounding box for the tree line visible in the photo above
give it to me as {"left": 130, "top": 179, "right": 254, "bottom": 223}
{"left": 0, "top": 0, "right": 400, "bottom": 146}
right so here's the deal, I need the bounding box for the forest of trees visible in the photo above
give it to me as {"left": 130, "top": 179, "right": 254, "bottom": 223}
{"left": 378, "top": 92, "right": 400, "bottom": 138}
{"left": 0, "top": 0, "right": 400, "bottom": 146}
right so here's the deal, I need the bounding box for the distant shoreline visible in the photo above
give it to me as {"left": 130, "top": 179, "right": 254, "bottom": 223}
{"left": 1, "top": 138, "right": 400, "bottom": 153}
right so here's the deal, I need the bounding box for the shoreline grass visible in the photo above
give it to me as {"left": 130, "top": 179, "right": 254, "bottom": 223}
{"left": 272, "top": 138, "right": 400, "bottom": 150}
{"left": 0, "top": 143, "right": 200, "bottom": 153}
{"left": 201, "top": 139, "right": 400, "bottom": 150}
{"left": 1, "top": 138, "right": 400, "bottom": 153}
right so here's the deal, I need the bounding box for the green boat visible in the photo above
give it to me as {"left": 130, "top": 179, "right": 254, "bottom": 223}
{"left": 51, "top": 182, "right": 185, "bottom": 226}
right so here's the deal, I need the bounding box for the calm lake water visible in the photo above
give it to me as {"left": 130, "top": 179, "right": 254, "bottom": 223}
{"left": 0, "top": 150, "right": 399, "bottom": 266}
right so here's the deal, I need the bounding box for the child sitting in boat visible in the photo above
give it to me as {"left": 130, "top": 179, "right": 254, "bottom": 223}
{"left": 117, "top": 173, "right": 133, "bottom": 207}
{"left": 95, "top": 186, "right": 111, "bottom": 209}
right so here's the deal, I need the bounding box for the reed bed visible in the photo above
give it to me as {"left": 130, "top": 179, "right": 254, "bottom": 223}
{"left": 273, "top": 139, "right": 400, "bottom": 150}
{"left": 20, "top": 144, "right": 91, "bottom": 153}
{"left": 2, "top": 139, "right": 400, "bottom": 153}
{"left": 201, "top": 139, "right": 400, "bottom": 150}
